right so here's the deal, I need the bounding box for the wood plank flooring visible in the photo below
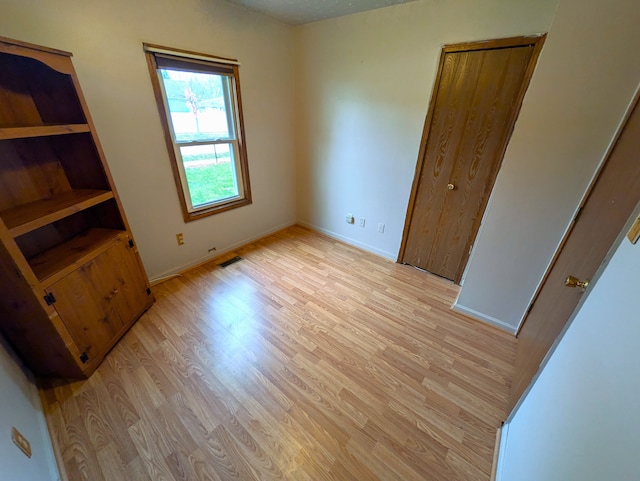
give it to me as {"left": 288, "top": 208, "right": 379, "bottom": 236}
{"left": 40, "top": 225, "right": 516, "bottom": 481}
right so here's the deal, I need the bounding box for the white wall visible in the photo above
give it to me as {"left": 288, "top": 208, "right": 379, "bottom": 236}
{"left": 0, "top": 336, "right": 59, "bottom": 481}
{"left": 456, "top": 0, "right": 640, "bottom": 331}
{"left": 294, "top": 0, "right": 558, "bottom": 259}
{"left": 0, "top": 0, "right": 297, "bottom": 280}
{"left": 497, "top": 208, "right": 640, "bottom": 481}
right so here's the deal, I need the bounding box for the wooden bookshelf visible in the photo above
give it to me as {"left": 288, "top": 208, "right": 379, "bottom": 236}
{"left": 0, "top": 35, "right": 153, "bottom": 378}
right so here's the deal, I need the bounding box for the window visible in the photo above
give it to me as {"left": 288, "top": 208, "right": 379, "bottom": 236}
{"left": 144, "top": 44, "right": 251, "bottom": 221}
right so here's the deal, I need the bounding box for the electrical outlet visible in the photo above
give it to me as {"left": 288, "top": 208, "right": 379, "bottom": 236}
{"left": 11, "top": 427, "right": 31, "bottom": 458}
{"left": 377, "top": 223, "right": 385, "bottom": 233}
{"left": 359, "top": 217, "right": 366, "bottom": 228}
{"left": 345, "top": 213, "right": 355, "bottom": 224}
{"left": 176, "top": 233, "right": 184, "bottom": 246}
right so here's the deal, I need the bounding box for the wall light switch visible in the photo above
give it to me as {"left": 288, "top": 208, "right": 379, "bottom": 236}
{"left": 377, "top": 223, "right": 385, "bottom": 233}
{"left": 359, "top": 218, "right": 366, "bottom": 228}
{"left": 11, "top": 427, "right": 31, "bottom": 458}
{"left": 627, "top": 215, "right": 640, "bottom": 244}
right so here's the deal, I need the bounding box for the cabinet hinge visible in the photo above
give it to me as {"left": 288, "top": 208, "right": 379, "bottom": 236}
{"left": 44, "top": 292, "right": 56, "bottom": 305}
{"left": 525, "top": 302, "right": 534, "bottom": 315}
{"left": 146, "top": 287, "right": 151, "bottom": 295}
{"left": 128, "top": 239, "right": 135, "bottom": 248}
{"left": 573, "top": 206, "right": 584, "bottom": 223}
{"left": 79, "top": 352, "right": 89, "bottom": 364}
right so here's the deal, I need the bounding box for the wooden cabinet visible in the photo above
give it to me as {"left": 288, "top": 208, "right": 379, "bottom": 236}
{"left": 0, "top": 36, "right": 153, "bottom": 378}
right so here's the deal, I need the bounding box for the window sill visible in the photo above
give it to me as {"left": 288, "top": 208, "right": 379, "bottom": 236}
{"left": 182, "top": 196, "right": 252, "bottom": 223}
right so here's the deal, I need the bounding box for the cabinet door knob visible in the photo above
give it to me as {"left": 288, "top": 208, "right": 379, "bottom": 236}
{"left": 105, "top": 288, "right": 119, "bottom": 301}
{"left": 447, "top": 183, "right": 455, "bottom": 191}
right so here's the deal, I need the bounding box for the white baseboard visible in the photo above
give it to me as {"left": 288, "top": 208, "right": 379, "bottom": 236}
{"left": 494, "top": 421, "right": 510, "bottom": 481}
{"left": 451, "top": 301, "right": 517, "bottom": 334}
{"left": 297, "top": 221, "right": 397, "bottom": 261}
{"left": 149, "top": 220, "right": 297, "bottom": 282}
{"left": 491, "top": 425, "right": 503, "bottom": 481}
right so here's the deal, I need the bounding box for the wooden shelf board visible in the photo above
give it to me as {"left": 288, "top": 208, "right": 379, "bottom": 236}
{"left": 2, "top": 190, "right": 114, "bottom": 237}
{"left": 0, "top": 124, "right": 90, "bottom": 140}
{"left": 30, "top": 228, "right": 125, "bottom": 287}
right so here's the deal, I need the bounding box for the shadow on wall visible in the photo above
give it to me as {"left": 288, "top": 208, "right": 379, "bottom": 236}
{"left": 0, "top": 333, "right": 39, "bottom": 412}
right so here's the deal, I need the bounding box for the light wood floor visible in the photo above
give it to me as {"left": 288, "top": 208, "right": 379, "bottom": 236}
{"left": 41, "top": 226, "right": 516, "bottom": 481}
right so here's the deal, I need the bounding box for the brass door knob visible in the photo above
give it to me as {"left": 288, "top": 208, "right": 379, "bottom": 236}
{"left": 447, "top": 183, "right": 455, "bottom": 191}
{"left": 565, "top": 275, "right": 589, "bottom": 290}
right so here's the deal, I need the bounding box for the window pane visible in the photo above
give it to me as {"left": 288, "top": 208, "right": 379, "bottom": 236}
{"left": 181, "top": 144, "right": 239, "bottom": 208}
{"left": 159, "top": 69, "right": 232, "bottom": 142}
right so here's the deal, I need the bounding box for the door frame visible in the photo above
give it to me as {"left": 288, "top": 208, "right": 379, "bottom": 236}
{"left": 398, "top": 35, "right": 546, "bottom": 283}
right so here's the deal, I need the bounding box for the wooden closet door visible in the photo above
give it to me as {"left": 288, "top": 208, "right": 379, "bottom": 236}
{"left": 400, "top": 36, "right": 544, "bottom": 283}
{"left": 510, "top": 93, "right": 640, "bottom": 410}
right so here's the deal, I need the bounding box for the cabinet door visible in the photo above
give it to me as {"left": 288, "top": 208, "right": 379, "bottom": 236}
{"left": 109, "top": 237, "right": 151, "bottom": 324}
{"left": 46, "top": 237, "right": 149, "bottom": 361}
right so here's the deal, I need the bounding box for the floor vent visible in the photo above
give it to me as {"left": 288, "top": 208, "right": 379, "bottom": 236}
{"left": 218, "top": 256, "right": 243, "bottom": 268}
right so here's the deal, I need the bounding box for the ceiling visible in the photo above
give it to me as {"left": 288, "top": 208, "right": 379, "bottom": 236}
{"left": 224, "top": 0, "right": 420, "bottom": 25}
